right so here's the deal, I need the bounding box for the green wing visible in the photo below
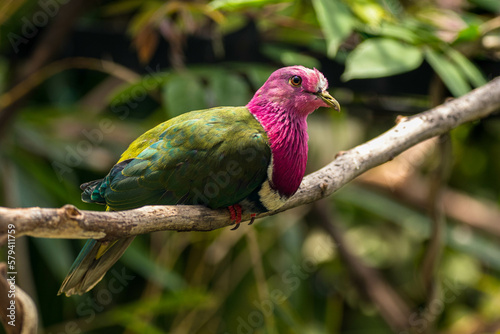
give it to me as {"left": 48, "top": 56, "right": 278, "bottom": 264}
{"left": 93, "top": 107, "right": 270, "bottom": 211}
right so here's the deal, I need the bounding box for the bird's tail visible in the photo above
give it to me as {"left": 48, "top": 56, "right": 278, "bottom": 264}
{"left": 80, "top": 179, "right": 107, "bottom": 204}
{"left": 80, "top": 159, "right": 133, "bottom": 205}
{"left": 58, "top": 237, "right": 135, "bottom": 296}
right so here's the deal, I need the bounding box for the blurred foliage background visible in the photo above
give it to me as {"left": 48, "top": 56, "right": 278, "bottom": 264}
{"left": 1, "top": 0, "right": 500, "bottom": 333}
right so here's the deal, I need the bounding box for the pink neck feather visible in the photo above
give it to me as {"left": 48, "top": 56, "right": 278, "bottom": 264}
{"left": 247, "top": 99, "right": 308, "bottom": 197}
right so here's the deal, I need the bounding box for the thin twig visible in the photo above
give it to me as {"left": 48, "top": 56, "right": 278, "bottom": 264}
{"left": 0, "top": 57, "right": 141, "bottom": 111}
{"left": 420, "top": 134, "right": 451, "bottom": 333}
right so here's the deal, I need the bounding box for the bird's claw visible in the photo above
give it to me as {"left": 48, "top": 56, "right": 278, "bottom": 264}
{"left": 248, "top": 213, "right": 257, "bottom": 226}
{"left": 228, "top": 205, "right": 242, "bottom": 230}
{"left": 228, "top": 206, "right": 257, "bottom": 230}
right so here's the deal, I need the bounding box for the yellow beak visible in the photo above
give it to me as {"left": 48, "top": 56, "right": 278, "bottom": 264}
{"left": 317, "top": 91, "right": 340, "bottom": 112}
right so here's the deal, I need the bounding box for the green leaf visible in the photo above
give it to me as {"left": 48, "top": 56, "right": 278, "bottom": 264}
{"left": 312, "top": 0, "right": 355, "bottom": 58}
{"left": 446, "top": 48, "right": 488, "bottom": 88}
{"left": 240, "top": 64, "right": 274, "bottom": 89}
{"left": 207, "top": 71, "right": 250, "bottom": 106}
{"left": 162, "top": 73, "right": 207, "bottom": 118}
{"left": 109, "top": 71, "right": 171, "bottom": 105}
{"left": 425, "top": 48, "right": 471, "bottom": 97}
{"left": 350, "top": 0, "right": 387, "bottom": 26}
{"left": 209, "top": 0, "right": 284, "bottom": 10}
{"left": 280, "top": 51, "right": 321, "bottom": 69}
{"left": 455, "top": 24, "right": 481, "bottom": 44}
{"left": 368, "top": 22, "right": 420, "bottom": 44}
{"left": 468, "top": 0, "right": 500, "bottom": 12}
{"left": 262, "top": 45, "right": 321, "bottom": 69}
{"left": 342, "top": 38, "right": 423, "bottom": 81}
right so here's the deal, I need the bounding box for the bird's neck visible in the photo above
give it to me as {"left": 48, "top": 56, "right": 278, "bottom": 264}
{"left": 247, "top": 100, "right": 308, "bottom": 197}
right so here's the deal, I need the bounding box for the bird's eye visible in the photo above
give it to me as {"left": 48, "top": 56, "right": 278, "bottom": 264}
{"left": 289, "top": 75, "right": 302, "bottom": 86}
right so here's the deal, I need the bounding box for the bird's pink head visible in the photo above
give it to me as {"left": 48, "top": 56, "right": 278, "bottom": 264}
{"left": 245, "top": 66, "right": 340, "bottom": 198}
{"left": 247, "top": 66, "right": 340, "bottom": 117}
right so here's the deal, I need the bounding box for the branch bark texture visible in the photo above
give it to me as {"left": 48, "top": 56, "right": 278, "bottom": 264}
{"left": 1, "top": 77, "right": 500, "bottom": 240}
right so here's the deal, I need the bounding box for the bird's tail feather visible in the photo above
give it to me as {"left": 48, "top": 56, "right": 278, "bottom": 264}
{"left": 80, "top": 159, "right": 133, "bottom": 205}
{"left": 58, "top": 237, "right": 135, "bottom": 296}
{"left": 80, "top": 179, "right": 106, "bottom": 204}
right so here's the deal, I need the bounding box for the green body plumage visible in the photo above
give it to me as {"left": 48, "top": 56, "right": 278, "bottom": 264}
{"left": 86, "top": 106, "right": 271, "bottom": 210}
{"left": 59, "top": 106, "right": 272, "bottom": 296}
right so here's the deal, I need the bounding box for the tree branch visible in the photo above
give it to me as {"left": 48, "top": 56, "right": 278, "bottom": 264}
{"left": 1, "top": 77, "right": 500, "bottom": 240}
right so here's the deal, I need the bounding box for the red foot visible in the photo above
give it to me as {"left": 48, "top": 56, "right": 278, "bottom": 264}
{"left": 228, "top": 206, "right": 258, "bottom": 230}
{"left": 228, "top": 204, "right": 242, "bottom": 230}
